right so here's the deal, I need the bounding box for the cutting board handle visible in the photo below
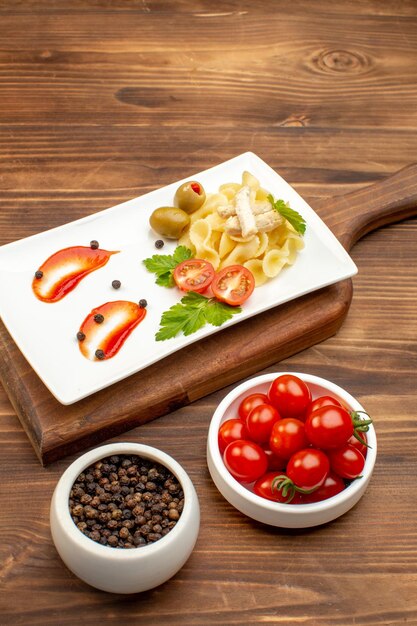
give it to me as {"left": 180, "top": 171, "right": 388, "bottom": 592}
{"left": 316, "top": 164, "right": 417, "bottom": 250}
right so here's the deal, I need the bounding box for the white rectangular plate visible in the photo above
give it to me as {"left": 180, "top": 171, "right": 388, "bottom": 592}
{"left": 0, "top": 152, "right": 357, "bottom": 404}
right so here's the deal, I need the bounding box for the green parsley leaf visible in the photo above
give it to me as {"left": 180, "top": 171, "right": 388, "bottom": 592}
{"left": 155, "top": 292, "right": 242, "bottom": 341}
{"left": 143, "top": 246, "right": 193, "bottom": 287}
{"left": 267, "top": 194, "right": 306, "bottom": 235}
{"left": 204, "top": 298, "right": 242, "bottom": 326}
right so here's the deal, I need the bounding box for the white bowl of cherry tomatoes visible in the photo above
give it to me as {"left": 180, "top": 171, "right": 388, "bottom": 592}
{"left": 207, "top": 372, "right": 377, "bottom": 528}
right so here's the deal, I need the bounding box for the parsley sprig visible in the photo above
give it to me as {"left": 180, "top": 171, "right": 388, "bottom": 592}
{"left": 143, "top": 245, "right": 193, "bottom": 287}
{"left": 156, "top": 291, "right": 241, "bottom": 341}
{"left": 267, "top": 194, "right": 306, "bottom": 235}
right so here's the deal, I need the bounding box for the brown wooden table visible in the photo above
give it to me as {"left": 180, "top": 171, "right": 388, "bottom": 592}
{"left": 1, "top": 1, "right": 417, "bottom": 623}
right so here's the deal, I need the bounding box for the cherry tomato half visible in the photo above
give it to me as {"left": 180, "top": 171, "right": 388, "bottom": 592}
{"left": 246, "top": 403, "right": 281, "bottom": 444}
{"left": 173, "top": 259, "right": 215, "bottom": 293}
{"left": 223, "top": 440, "right": 267, "bottom": 483}
{"left": 305, "top": 405, "right": 353, "bottom": 450}
{"left": 328, "top": 444, "right": 365, "bottom": 479}
{"left": 304, "top": 395, "right": 343, "bottom": 422}
{"left": 211, "top": 265, "right": 255, "bottom": 306}
{"left": 269, "top": 418, "right": 308, "bottom": 460}
{"left": 287, "top": 448, "right": 330, "bottom": 490}
{"left": 218, "top": 419, "right": 249, "bottom": 454}
{"left": 253, "top": 472, "right": 302, "bottom": 504}
{"left": 301, "top": 472, "right": 345, "bottom": 503}
{"left": 238, "top": 393, "right": 269, "bottom": 421}
{"left": 268, "top": 374, "right": 311, "bottom": 419}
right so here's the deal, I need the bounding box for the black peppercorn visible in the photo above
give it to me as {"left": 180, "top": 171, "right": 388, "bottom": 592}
{"left": 155, "top": 239, "right": 164, "bottom": 249}
{"left": 94, "top": 313, "right": 104, "bottom": 324}
{"left": 139, "top": 299, "right": 147, "bottom": 308}
{"left": 95, "top": 349, "right": 106, "bottom": 360}
{"left": 90, "top": 240, "right": 99, "bottom": 249}
{"left": 69, "top": 454, "right": 183, "bottom": 549}
{"left": 34, "top": 270, "right": 43, "bottom": 279}
{"left": 112, "top": 280, "right": 121, "bottom": 289}
{"left": 77, "top": 331, "right": 86, "bottom": 342}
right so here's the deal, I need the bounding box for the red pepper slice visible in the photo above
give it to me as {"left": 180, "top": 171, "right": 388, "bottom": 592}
{"left": 32, "top": 246, "right": 119, "bottom": 303}
{"left": 78, "top": 300, "right": 147, "bottom": 361}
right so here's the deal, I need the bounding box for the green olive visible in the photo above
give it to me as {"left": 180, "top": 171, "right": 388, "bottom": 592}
{"left": 149, "top": 206, "right": 190, "bottom": 239}
{"left": 174, "top": 181, "right": 206, "bottom": 214}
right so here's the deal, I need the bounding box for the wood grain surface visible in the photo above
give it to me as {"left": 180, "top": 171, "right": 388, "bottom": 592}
{"left": 1, "top": 1, "right": 417, "bottom": 624}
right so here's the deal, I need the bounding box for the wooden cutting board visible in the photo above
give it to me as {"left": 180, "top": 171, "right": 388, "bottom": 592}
{"left": 1, "top": 165, "right": 416, "bottom": 465}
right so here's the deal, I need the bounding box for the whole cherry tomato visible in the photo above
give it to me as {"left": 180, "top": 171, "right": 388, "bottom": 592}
{"left": 218, "top": 419, "right": 249, "bottom": 454}
{"left": 268, "top": 374, "right": 311, "bottom": 419}
{"left": 223, "top": 440, "right": 267, "bottom": 483}
{"left": 301, "top": 472, "right": 345, "bottom": 503}
{"left": 305, "top": 405, "right": 353, "bottom": 450}
{"left": 328, "top": 444, "right": 365, "bottom": 479}
{"left": 304, "top": 395, "right": 343, "bottom": 422}
{"left": 246, "top": 403, "right": 281, "bottom": 444}
{"left": 173, "top": 259, "right": 215, "bottom": 293}
{"left": 238, "top": 393, "right": 269, "bottom": 421}
{"left": 348, "top": 432, "right": 368, "bottom": 457}
{"left": 253, "top": 472, "right": 302, "bottom": 504}
{"left": 269, "top": 418, "right": 308, "bottom": 460}
{"left": 211, "top": 265, "right": 255, "bottom": 306}
{"left": 287, "top": 448, "right": 330, "bottom": 490}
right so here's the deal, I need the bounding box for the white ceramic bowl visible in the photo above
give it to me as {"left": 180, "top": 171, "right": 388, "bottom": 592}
{"left": 50, "top": 443, "right": 200, "bottom": 593}
{"left": 207, "top": 372, "right": 377, "bottom": 528}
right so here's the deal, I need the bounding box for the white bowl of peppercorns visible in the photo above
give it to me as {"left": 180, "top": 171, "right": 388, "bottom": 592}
{"left": 207, "top": 372, "right": 377, "bottom": 528}
{"left": 50, "top": 443, "right": 200, "bottom": 594}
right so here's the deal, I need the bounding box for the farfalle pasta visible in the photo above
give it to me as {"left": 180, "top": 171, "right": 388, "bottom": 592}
{"left": 178, "top": 172, "right": 304, "bottom": 286}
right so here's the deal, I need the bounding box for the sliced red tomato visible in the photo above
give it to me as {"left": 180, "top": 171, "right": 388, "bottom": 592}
{"left": 173, "top": 259, "right": 215, "bottom": 293}
{"left": 211, "top": 265, "right": 255, "bottom": 306}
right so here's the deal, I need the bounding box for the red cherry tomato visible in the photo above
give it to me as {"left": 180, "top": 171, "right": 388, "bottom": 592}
{"left": 246, "top": 403, "right": 281, "bottom": 444}
{"left": 253, "top": 472, "right": 302, "bottom": 504}
{"left": 301, "top": 472, "right": 345, "bottom": 503}
{"left": 238, "top": 393, "right": 269, "bottom": 421}
{"left": 268, "top": 374, "right": 312, "bottom": 419}
{"left": 287, "top": 448, "right": 330, "bottom": 490}
{"left": 173, "top": 259, "right": 215, "bottom": 293}
{"left": 218, "top": 419, "right": 249, "bottom": 454}
{"left": 305, "top": 405, "right": 353, "bottom": 450}
{"left": 348, "top": 432, "right": 368, "bottom": 457}
{"left": 264, "top": 448, "right": 287, "bottom": 472}
{"left": 328, "top": 444, "right": 365, "bottom": 479}
{"left": 304, "top": 395, "right": 343, "bottom": 422}
{"left": 211, "top": 265, "right": 255, "bottom": 306}
{"left": 269, "top": 418, "right": 308, "bottom": 460}
{"left": 223, "top": 440, "right": 267, "bottom": 483}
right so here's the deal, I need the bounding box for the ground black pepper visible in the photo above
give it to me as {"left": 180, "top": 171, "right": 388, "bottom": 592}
{"left": 35, "top": 270, "right": 43, "bottom": 279}
{"left": 77, "top": 331, "right": 86, "bottom": 342}
{"left": 94, "top": 313, "right": 104, "bottom": 324}
{"left": 112, "top": 280, "right": 121, "bottom": 289}
{"left": 155, "top": 239, "right": 164, "bottom": 249}
{"left": 69, "top": 455, "right": 184, "bottom": 549}
{"left": 90, "top": 240, "right": 99, "bottom": 249}
{"left": 95, "top": 349, "right": 106, "bottom": 360}
{"left": 139, "top": 299, "right": 147, "bottom": 309}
